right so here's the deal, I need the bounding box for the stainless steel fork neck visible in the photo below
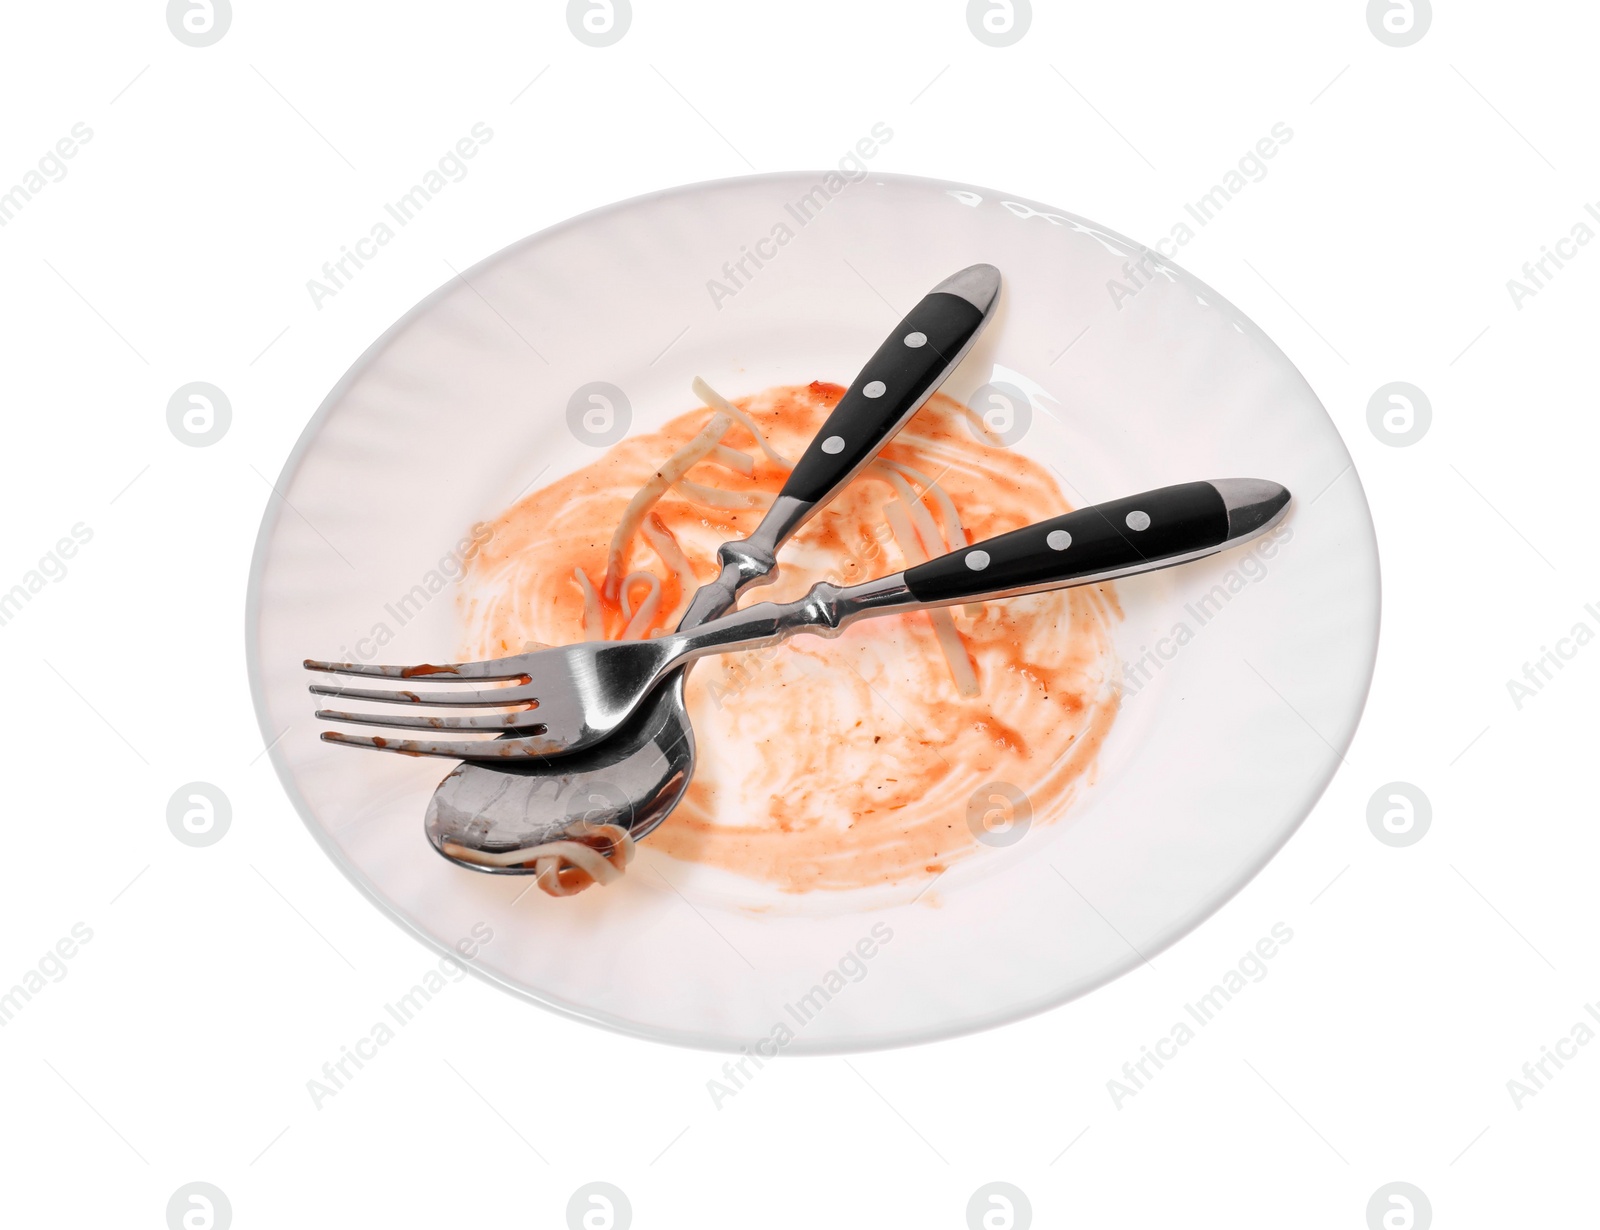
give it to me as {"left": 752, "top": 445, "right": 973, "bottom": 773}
{"left": 671, "top": 572, "right": 916, "bottom": 664}
{"left": 821, "top": 572, "right": 920, "bottom": 625}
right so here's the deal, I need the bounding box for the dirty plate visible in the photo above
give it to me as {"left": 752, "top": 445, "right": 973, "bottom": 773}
{"left": 247, "top": 172, "right": 1379, "bottom": 1052}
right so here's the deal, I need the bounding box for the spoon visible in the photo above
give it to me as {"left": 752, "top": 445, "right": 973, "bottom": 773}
{"left": 426, "top": 265, "right": 1003, "bottom": 871}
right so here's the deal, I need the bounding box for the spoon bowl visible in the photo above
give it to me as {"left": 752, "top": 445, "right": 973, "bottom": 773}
{"left": 425, "top": 673, "right": 693, "bottom": 866}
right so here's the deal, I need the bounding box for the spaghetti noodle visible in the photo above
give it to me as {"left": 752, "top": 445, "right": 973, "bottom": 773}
{"left": 441, "top": 822, "right": 635, "bottom": 897}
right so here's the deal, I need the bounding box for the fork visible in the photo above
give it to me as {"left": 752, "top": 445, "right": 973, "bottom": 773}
{"left": 307, "top": 478, "right": 1291, "bottom": 760}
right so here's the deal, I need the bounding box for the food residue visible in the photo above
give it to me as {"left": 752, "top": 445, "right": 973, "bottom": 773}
{"left": 460, "top": 382, "right": 1121, "bottom": 893}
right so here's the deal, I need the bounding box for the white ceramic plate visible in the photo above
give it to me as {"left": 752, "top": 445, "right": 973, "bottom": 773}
{"left": 248, "top": 172, "right": 1379, "bottom": 1053}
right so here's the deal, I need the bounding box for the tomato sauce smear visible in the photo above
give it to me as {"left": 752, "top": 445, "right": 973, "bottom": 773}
{"left": 460, "top": 383, "right": 1121, "bottom": 893}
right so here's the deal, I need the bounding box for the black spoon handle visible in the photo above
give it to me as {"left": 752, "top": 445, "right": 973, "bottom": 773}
{"left": 779, "top": 264, "right": 1000, "bottom": 507}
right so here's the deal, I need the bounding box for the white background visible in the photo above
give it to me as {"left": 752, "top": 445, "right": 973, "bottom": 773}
{"left": 2, "top": 1, "right": 1596, "bottom": 1226}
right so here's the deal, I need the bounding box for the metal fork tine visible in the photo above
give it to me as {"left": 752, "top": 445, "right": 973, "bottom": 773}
{"left": 307, "top": 681, "right": 540, "bottom": 707}
{"left": 315, "top": 707, "right": 547, "bottom": 733}
{"left": 303, "top": 657, "right": 533, "bottom": 683}
{"left": 320, "top": 731, "right": 561, "bottom": 760}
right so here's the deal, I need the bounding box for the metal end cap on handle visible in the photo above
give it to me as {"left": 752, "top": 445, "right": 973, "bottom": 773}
{"left": 931, "top": 264, "right": 1002, "bottom": 315}
{"left": 1210, "top": 478, "right": 1292, "bottom": 539}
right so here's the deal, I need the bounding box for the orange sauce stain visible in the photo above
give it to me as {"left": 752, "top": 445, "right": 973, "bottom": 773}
{"left": 461, "top": 384, "right": 1121, "bottom": 892}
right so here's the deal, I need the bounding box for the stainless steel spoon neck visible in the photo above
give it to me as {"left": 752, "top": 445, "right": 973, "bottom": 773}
{"left": 745, "top": 492, "right": 815, "bottom": 560}
{"left": 675, "top": 568, "right": 744, "bottom": 632}
{"left": 719, "top": 493, "right": 813, "bottom": 589}
{"left": 676, "top": 493, "right": 815, "bottom": 631}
